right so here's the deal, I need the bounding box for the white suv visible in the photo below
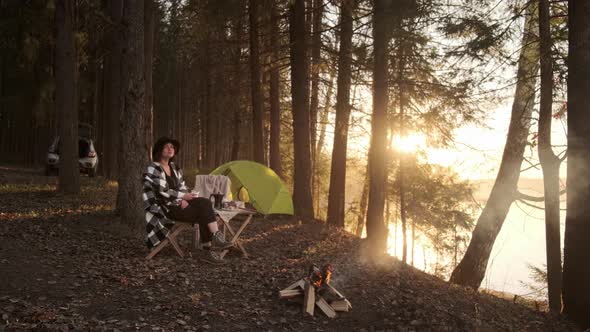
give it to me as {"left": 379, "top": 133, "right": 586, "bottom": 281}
{"left": 45, "top": 136, "right": 98, "bottom": 177}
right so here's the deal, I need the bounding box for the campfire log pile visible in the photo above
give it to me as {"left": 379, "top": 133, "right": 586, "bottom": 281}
{"left": 279, "top": 264, "right": 352, "bottom": 318}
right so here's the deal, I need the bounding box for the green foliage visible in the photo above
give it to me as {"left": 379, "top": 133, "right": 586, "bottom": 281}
{"left": 519, "top": 263, "right": 548, "bottom": 298}
{"left": 390, "top": 155, "right": 477, "bottom": 274}
{"left": 440, "top": 15, "right": 505, "bottom": 60}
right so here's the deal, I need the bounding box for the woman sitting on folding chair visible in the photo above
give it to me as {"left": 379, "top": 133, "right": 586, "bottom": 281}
{"left": 143, "top": 137, "right": 232, "bottom": 264}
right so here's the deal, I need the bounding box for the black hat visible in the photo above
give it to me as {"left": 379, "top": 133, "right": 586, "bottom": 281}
{"left": 152, "top": 136, "right": 180, "bottom": 160}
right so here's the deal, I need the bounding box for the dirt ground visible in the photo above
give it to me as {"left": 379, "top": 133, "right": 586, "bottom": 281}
{"left": 0, "top": 165, "right": 580, "bottom": 331}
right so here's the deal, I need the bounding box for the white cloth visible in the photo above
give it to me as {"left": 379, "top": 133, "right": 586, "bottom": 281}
{"left": 214, "top": 208, "right": 242, "bottom": 223}
{"left": 194, "top": 175, "right": 231, "bottom": 201}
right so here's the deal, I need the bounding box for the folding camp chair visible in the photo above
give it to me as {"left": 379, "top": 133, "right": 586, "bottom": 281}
{"left": 145, "top": 222, "right": 200, "bottom": 259}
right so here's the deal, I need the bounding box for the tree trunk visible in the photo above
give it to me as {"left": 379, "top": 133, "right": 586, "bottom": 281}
{"left": 366, "top": 0, "right": 393, "bottom": 255}
{"left": 401, "top": 169, "right": 408, "bottom": 263}
{"left": 144, "top": 0, "right": 155, "bottom": 154}
{"left": 231, "top": 8, "right": 244, "bottom": 162}
{"left": 249, "top": 0, "right": 265, "bottom": 164}
{"left": 0, "top": 55, "right": 4, "bottom": 156}
{"left": 92, "top": 56, "right": 101, "bottom": 140}
{"left": 309, "top": 0, "right": 323, "bottom": 189}
{"left": 116, "top": 0, "right": 148, "bottom": 231}
{"left": 205, "top": 44, "right": 217, "bottom": 169}
{"left": 356, "top": 161, "right": 370, "bottom": 237}
{"left": 202, "top": 35, "right": 211, "bottom": 167}
{"left": 393, "top": 203, "right": 398, "bottom": 256}
{"left": 289, "top": 0, "right": 314, "bottom": 220}
{"left": 411, "top": 220, "right": 416, "bottom": 266}
{"left": 453, "top": 224, "right": 458, "bottom": 268}
{"left": 55, "top": 0, "right": 80, "bottom": 194}
{"left": 398, "top": 45, "right": 408, "bottom": 264}
{"left": 316, "top": 67, "right": 335, "bottom": 159}
{"left": 563, "top": 0, "right": 590, "bottom": 327}
{"left": 449, "top": 4, "right": 539, "bottom": 288}
{"left": 327, "top": 0, "right": 354, "bottom": 228}
{"left": 103, "top": 0, "right": 123, "bottom": 180}
{"left": 538, "top": 0, "right": 561, "bottom": 313}
{"left": 268, "top": 0, "right": 282, "bottom": 177}
{"left": 314, "top": 66, "right": 336, "bottom": 217}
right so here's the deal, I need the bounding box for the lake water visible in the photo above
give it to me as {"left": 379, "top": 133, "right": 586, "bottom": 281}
{"left": 386, "top": 178, "right": 563, "bottom": 299}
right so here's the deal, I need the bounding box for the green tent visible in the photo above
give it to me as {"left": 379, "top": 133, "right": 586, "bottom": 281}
{"left": 210, "top": 160, "right": 294, "bottom": 215}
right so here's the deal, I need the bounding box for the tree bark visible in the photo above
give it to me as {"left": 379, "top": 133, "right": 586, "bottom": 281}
{"left": 268, "top": 0, "right": 282, "bottom": 177}
{"left": 116, "top": 0, "right": 148, "bottom": 231}
{"left": 411, "top": 220, "right": 416, "bottom": 266}
{"left": 327, "top": 0, "right": 354, "bottom": 228}
{"left": 289, "top": 0, "right": 314, "bottom": 220}
{"left": 144, "top": 0, "right": 155, "bottom": 154}
{"left": 249, "top": 0, "right": 265, "bottom": 164}
{"left": 397, "top": 44, "right": 408, "bottom": 264}
{"left": 314, "top": 66, "right": 336, "bottom": 216}
{"left": 55, "top": 0, "right": 80, "bottom": 194}
{"left": 316, "top": 67, "right": 335, "bottom": 159}
{"left": 538, "top": 0, "right": 561, "bottom": 313}
{"left": 356, "top": 161, "right": 370, "bottom": 237}
{"left": 231, "top": 7, "right": 244, "bottom": 162}
{"left": 309, "top": 0, "right": 323, "bottom": 185}
{"left": 449, "top": 4, "right": 539, "bottom": 288}
{"left": 563, "top": 0, "right": 590, "bottom": 327}
{"left": 401, "top": 167, "right": 408, "bottom": 263}
{"left": 103, "top": 0, "right": 124, "bottom": 180}
{"left": 366, "top": 0, "right": 393, "bottom": 255}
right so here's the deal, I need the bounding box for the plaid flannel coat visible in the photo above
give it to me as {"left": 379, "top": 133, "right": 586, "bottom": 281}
{"left": 143, "top": 161, "right": 189, "bottom": 249}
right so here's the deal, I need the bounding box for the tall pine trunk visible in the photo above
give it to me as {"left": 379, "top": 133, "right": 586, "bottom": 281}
{"left": 563, "top": 0, "right": 590, "bottom": 327}
{"left": 397, "top": 45, "right": 408, "bottom": 264}
{"left": 327, "top": 0, "right": 354, "bottom": 228}
{"left": 449, "top": 3, "right": 539, "bottom": 288}
{"left": 356, "top": 161, "right": 370, "bottom": 237}
{"left": 309, "top": 0, "right": 323, "bottom": 187}
{"left": 315, "top": 66, "right": 336, "bottom": 216}
{"left": 55, "top": 0, "right": 79, "bottom": 194}
{"left": 116, "top": 0, "right": 148, "bottom": 230}
{"left": 400, "top": 167, "right": 407, "bottom": 262}
{"left": 366, "top": 0, "right": 393, "bottom": 255}
{"left": 289, "top": 0, "right": 314, "bottom": 220}
{"left": 249, "top": 0, "right": 265, "bottom": 164}
{"left": 103, "top": 0, "right": 123, "bottom": 180}
{"left": 144, "top": 0, "right": 155, "bottom": 153}
{"left": 538, "top": 0, "right": 561, "bottom": 312}
{"left": 231, "top": 7, "right": 244, "bottom": 162}
{"left": 268, "top": 0, "right": 282, "bottom": 177}
{"left": 316, "top": 67, "right": 335, "bottom": 159}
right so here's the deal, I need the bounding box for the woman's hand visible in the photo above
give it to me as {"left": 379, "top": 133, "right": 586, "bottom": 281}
{"left": 180, "top": 200, "right": 189, "bottom": 209}
{"left": 183, "top": 193, "right": 196, "bottom": 201}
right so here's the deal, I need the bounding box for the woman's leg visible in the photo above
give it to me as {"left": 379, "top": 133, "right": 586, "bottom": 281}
{"left": 168, "top": 198, "right": 231, "bottom": 249}
{"left": 187, "top": 198, "right": 217, "bottom": 241}
{"left": 166, "top": 199, "right": 215, "bottom": 242}
{"left": 188, "top": 198, "right": 233, "bottom": 249}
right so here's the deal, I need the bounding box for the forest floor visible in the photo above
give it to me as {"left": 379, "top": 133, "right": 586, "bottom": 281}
{"left": 0, "top": 165, "right": 581, "bottom": 332}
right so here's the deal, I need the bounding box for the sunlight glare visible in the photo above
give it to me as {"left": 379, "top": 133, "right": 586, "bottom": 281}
{"left": 393, "top": 133, "right": 426, "bottom": 153}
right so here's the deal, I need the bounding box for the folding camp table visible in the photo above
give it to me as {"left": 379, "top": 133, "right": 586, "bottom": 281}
{"left": 214, "top": 208, "right": 257, "bottom": 258}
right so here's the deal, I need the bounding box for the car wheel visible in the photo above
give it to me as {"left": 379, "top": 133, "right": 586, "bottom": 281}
{"left": 88, "top": 167, "right": 96, "bottom": 178}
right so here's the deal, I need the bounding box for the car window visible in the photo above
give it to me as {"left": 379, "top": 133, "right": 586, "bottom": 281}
{"left": 49, "top": 137, "right": 95, "bottom": 158}
{"left": 79, "top": 139, "right": 90, "bottom": 158}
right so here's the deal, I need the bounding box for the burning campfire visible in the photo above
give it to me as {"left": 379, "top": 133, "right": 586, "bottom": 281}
{"left": 279, "top": 264, "right": 352, "bottom": 318}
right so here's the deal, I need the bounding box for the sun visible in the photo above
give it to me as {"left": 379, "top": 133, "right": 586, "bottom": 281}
{"left": 393, "top": 133, "right": 426, "bottom": 153}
